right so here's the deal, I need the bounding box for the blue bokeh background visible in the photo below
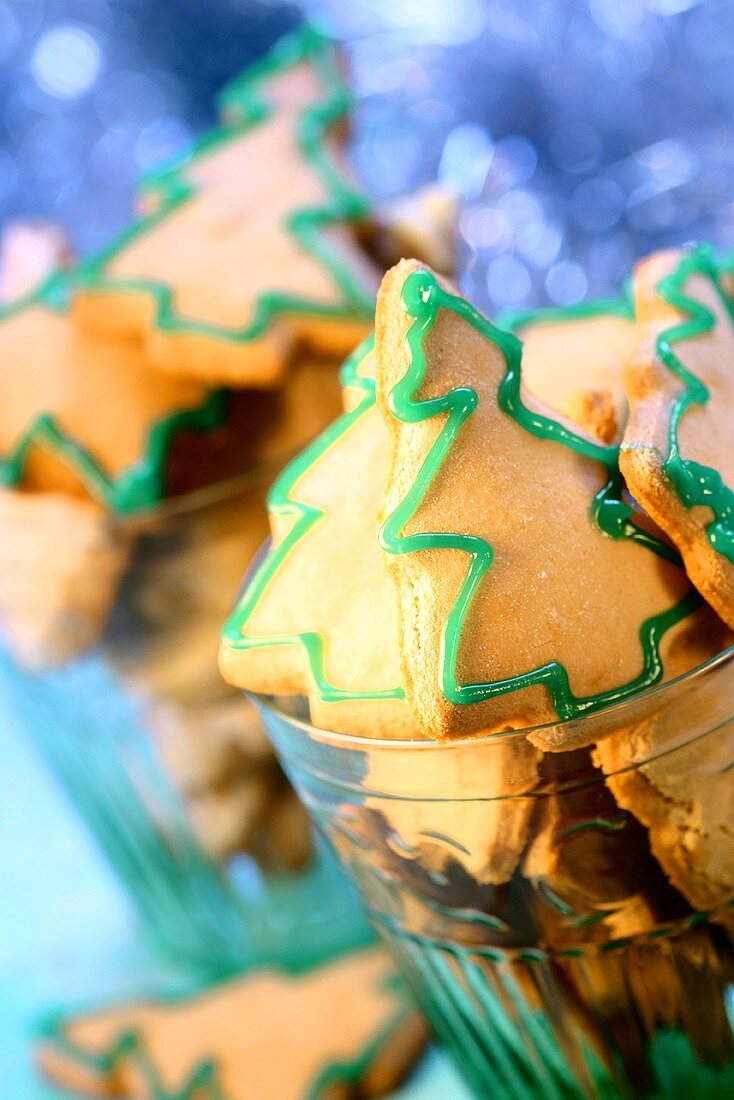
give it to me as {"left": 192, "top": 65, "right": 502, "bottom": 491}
{"left": 2, "top": 0, "right": 734, "bottom": 315}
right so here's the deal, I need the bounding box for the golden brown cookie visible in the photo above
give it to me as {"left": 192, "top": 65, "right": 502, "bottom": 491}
{"left": 502, "top": 299, "right": 636, "bottom": 445}
{"left": 620, "top": 246, "right": 734, "bottom": 629}
{"left": 0, "top": 277, "right": 223, "bottom": 511}
{"left": 36, "top": 948, "right": 427, "bottom": 1100}
{"left": 220, "top": 341, "right": 419, "bottom": 738}
{"left": 185, "top": 772, "right": 275, "bottom": 863}
{"left": 73, "top": 27, "right": 378, "bottom": 387}
{"left": 593, "top": 704, "right": 734, "bottom": 912}
{"left": 366, "top": 183, "right": 460, "bottom": 278}
{"left": 253, "top": 353, "right": 346, "bottom": 467}
{"left": 0, "top": 489, "right": 132, "bottom": 667}
{"left": 522, "top": 753, "right": 693, "bottom": 947}
{"left": 375, "top": 260, "right": 699, "bottom": 741}
{"left": 365, "top": 734, "right": 541, "bottom": 886}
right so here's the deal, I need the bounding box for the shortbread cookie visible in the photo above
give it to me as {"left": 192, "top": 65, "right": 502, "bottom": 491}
{"left": 0, "top": 219, "right": 71, "bottom": 302}
{"left": 375, "top": 261, "right": 699, "bottom": 741}
{"left": 592, "top": 601, "right": 733, "bottom": 912}
{"left": 221, "top": 340, "right": 419, "bottom": 738}
{"left": 593, "top": 705, "right": 734, "bottom": 912}
{"left": 253, "top": 353, "right": 346, "bottom": 467}
{"left": 256, "top": 785, "right": 313, "bottom": 871}
{"left": 364, "top": 735, "right": 541, "bottom": 886}
{"left": 0, "top": 490, "right": 131, "bottom": 667}
{"left": 102, "top": 471, "right": 309, "bottom": 868}
{"left": 74, "top": 26, "right": 378, "bottom": 387}
{"left": 620, "top": 247, "right": 734, "bottom": 628}
{"left": 529, "top": 601, "right": 732, "bottom": 753}
{"left": 523, "top": 755, "right": 691, "bottom": 947}
{"left": 36, "top": 947, "right": 428, "bottom": 1100}
{"left": 367, "top": 183, "right": 460, "bottom": 278}
{"left": 185, "top": 771, "right": 275, "bottom": 862}
{"left": 152, "top": 696, "right": 272, "bottom": 794}
{"left": 502, "top": 297, "right": 636, "bottom": 444}
{"left": 0, "top": 275, "right": 224, "bottom": 511}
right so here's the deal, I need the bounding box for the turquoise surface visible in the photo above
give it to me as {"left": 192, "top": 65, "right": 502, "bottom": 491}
{"left": 0, "top": 677, "right": 469, "bottom": 1099}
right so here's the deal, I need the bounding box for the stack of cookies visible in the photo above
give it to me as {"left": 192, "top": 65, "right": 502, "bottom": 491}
{"left": 221, "top": 244, "right": 734, "bottom": 1079}
{"left": 0, "top": 27, "right": 457, "bottom": 870}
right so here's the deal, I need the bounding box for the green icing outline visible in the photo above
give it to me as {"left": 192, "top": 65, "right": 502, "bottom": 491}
{"left": 0, "top": 273, "right": 228, "bottom": 514}
{"left": 78, "top": 24, "right": 375, "bottom": 347}
{"left": 221, "top": 335, "right": 405, "bottom": 704}
{"left": 35, "top": 972, "right": 415, "bottom": 1100}
{"left": 498, "top": 287, "right": 634, "bottom": 334}
{"left": 379, "top": 268, "right": 699, "bottom": 721}
{"left": 635, "top": 245, "right": 734, "bottom": 562}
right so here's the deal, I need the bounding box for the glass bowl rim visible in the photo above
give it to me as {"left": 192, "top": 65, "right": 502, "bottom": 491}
{"left": 248, "top": 638, "right": 734, "bottom": 750}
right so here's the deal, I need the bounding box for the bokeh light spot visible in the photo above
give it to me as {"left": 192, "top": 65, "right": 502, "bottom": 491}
{"left": 30, "top": 25, "right": 102, "bottom": 100}
{"left": 486, "top": 254, "right": 532, "bottom": 306}
{"left": 545, "top": 260, "right": 588, "bottom": 305}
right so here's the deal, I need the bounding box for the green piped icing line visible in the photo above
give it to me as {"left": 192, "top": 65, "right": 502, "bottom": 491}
{"left": 35, "top": 973, "right": 414, "bottom": 1100}
{"left": 379, "top": 269, "right": 700, "bottom": 720}
{"left": 36, "top": 1007, "right": 226, "bottom": 1099}
{"left": 638, "top": 245, "right": 734, "bottom": 561}
{"left": 498, "top": 284, "right": 634, "bottom": 334}
{"left": 222, "top": 336, "right": 404, "bottom": 703}
{"left": 0, "top": 274, "right": 228, "bottom": 514}
{"left": 78, "top": 24, "right": 374, "bottom": 344}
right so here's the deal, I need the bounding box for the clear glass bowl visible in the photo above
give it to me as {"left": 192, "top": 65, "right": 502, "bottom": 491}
{"left": 254, "top": 647, "right": 734, "bottom": 1098}
{"left": 1, "top": 471, "right": 372, "bottom": 978}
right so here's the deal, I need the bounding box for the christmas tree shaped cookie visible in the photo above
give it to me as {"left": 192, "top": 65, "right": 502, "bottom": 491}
{"left": 0, "top": 270, "right": 229, "bottom": 666}
{"left": 502, "top": 295, "right": 636, "bottom": 444}
{"left": 74, "top": 26, "right": 378, "bottom": 387}
{"left": 375, "top": 260, "right": 700, "bottom": 741}
{"left": 620, "top": 247, "right": 734, "bottom": 629}
{"left": 36, "top": 948, "right": 427, "bottom": 1100}
{"left": 0, "top": 275, "right": 224, "bottom": 511}
{"left": 220, "top": 339, "right": 417, "bottom": 737}
{"left": 221, "top": 343, "right": 544, "bottom": 882}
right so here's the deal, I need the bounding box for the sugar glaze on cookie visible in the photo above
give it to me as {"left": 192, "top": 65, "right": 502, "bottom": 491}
{"left": 621, "top": 246, "right": 734, "bottom": 628}
{"left": 220, "top": 338, "right": 418, "bottom": 738}
{"left": 376, "top": 261, "right": 701, "bottom": 739}
{"left": 73, "top": 26, "right": 378, "bottom": 387}
{"left": 0, "top": 273, "right": 226, "bottom": 513}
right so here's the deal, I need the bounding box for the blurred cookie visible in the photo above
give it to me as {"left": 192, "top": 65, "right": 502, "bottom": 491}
{"left": 185, "top": 772, "right": 275, "bottom": 863}
{"left": 0, "top": 490, "right": 131, "bottom": 668}
{"left": 594, "top": 708, "right": 734, "bottom": 912}
{"left": 620, "top": 247, "right": 734, "bottom": 628}
{"left": 36, "top": 947, "right": 427, "bottom": 1100}
{"left": 367, "top": 183, "right": 460, "bottom": 277}
{"left": 74, "top": 26, "right": 377, "bottom": 387}
{"left": 0, "top": 276, "right": 221, "bottom": 510}
{"left": 375, "top": 260, "right": 698, "bottom": 741}
{"left": 523, "top": 753, "right": 690, "bottom": 948}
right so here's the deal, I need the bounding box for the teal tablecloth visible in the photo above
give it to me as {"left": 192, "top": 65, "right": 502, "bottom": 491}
{"left": 0, "top": 678, "right": 469, "bottom": 1099}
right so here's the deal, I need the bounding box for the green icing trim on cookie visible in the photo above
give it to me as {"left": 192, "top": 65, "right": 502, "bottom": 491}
{"left": 36, "top": 1007, "right": 226, "bottom": 1099}
{"left": 379, "top": 268, "right": 699, "bottom": 721}
{"left": 35, "top": 972, "right": 415, "bottom": 1100}
{"left": 0, "top": 273, "right": 229, "bottom": 514}
{"left": 498, "top": 287, "right": 634, "bottom": 334}
{"left": 643, "top": 245, "right": 734, "bottom": 561}
{"left": 222, "top": 335, "right": 405, "bottom": 703}
{"left": 78, "top": 24, "right": 374, "bottom": 345}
